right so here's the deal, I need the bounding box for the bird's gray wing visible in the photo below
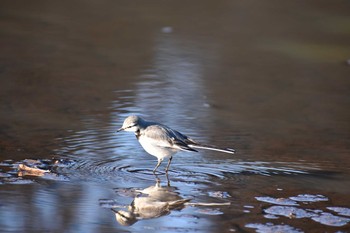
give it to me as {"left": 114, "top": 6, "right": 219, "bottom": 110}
{"left": 142, "top": 125, "right": 197, "bottom": 152}
{"left": 165, "top": 126, "right": 235, "bottom": 154}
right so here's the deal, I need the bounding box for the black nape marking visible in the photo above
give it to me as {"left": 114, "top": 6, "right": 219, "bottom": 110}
{"left": 135, "top": 129, "right": 140, "bottom": 139}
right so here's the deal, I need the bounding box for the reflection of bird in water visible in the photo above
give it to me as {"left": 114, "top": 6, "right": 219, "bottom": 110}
{"left": 117, "top": 115, "right": 235, "bottom": 173}
{"left": 112, "top": 177, "right": 190, "bottom": 226}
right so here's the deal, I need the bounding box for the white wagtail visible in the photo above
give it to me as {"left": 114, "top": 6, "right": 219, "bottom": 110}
{"left": 117, "top": 115, "right": 235, "bottom": 173}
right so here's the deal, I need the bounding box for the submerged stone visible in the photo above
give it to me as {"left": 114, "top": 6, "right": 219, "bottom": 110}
{"left": 264, "top": 206, "right": 318, "bottom": 219}
{"left": 245, "top": 222, "right": 304, "bottom": 233}
{"left": 312, "top": 212, "right": 350, "bottom": 227}
{"left": 255, "top": 196, "right": 299, "bottom": 206}
{"left": 327, "top": 207, "right": 350, "bottom": 217}
{"left": 289, "top": 194, "right": 328, "bottom": 202}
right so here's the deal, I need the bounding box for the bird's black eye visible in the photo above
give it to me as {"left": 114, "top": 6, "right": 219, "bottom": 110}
{"left": 127, "top": 124, "right": 137, "bottom": 129}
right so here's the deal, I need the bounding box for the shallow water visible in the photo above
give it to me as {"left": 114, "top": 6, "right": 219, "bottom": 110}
{"left": 1, "top": 0, "right": 350, "bottom": 232}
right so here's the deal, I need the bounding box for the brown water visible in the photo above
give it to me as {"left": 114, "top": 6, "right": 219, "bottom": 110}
{"left": 1, "top": 0, "right": 350, "bottom": 232}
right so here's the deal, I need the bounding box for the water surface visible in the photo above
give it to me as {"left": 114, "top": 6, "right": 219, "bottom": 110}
{"left": 1, "top": 0, "right": 350, "bottom": 232}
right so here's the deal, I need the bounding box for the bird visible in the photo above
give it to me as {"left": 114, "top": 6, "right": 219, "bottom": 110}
{"left": 117, "top": 115, "right": 235, "bottom": 173}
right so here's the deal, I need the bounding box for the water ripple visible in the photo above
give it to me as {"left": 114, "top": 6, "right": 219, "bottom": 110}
{"left": 0, "top": 155, "right": 322, "bottom": 186}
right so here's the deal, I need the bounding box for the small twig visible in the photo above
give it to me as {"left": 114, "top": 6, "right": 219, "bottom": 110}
{"left": 185, "top": 202, "right": 231, "bottom": 207}
{"left": 17, "top": 164, "right": 49, "bottom": 177}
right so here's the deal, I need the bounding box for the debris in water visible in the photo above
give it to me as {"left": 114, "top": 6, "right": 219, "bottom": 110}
{"left": 18, "top": 164, "right": 49, "bottom": 177}
{"left": 208, "top": 191, "right": 231, "bottom": 198}
{"left": 16, "top": 162, "right": 69, "bottom": 181}
{"left": 263, "top": 214, "right": 279, "bottom": 219}
{"left": 195, "top": 208, "right": 224, "bottom": 215}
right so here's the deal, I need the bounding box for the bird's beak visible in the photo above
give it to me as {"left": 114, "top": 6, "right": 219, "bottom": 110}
{"left": 117, "top": 127, "right": 124, "bottom": 132}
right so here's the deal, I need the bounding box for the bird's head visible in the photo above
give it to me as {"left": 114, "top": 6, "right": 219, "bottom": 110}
{"left": 117, "top": 115, "right": 142, "bottom": 132}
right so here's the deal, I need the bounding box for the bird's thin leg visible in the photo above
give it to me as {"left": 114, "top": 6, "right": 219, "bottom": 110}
{"left": 165, "top": 172, "right": 170, "bottom": 187}
{"left": 153, "top": 158, "right": 163, "bottom": 173}
{"left": 165, "top": 156, "right": 173, "bottom": 173}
